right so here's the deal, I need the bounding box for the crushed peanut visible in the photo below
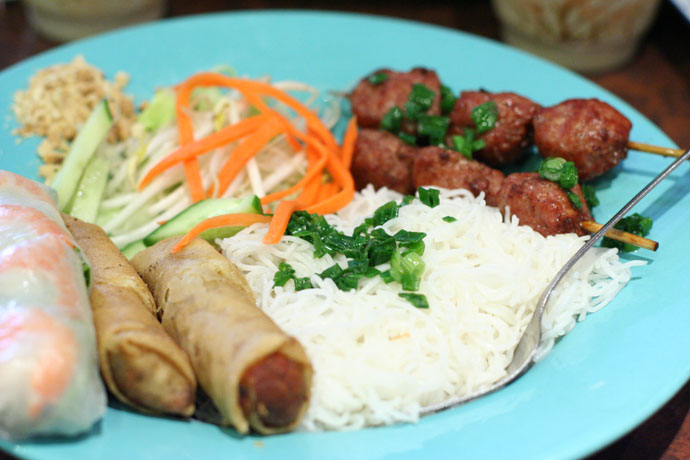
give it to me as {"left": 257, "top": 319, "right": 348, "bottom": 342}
{"left": 12, "top": 55, "right": 136, "bottom": 182}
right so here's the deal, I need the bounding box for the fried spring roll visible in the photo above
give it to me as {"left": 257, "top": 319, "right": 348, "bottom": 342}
{"left": 131, "top": 238, "right": 313, "bottom": 434}
{"left": 62, "top": 215, "right": 196, "bottom": 416}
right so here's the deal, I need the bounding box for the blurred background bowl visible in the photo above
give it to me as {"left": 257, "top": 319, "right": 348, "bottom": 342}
{"left": 491, "top": 0, "right": 663, "bottom": 73}
{"left": 22, "top": 0, "right": 168, "bottom": 42}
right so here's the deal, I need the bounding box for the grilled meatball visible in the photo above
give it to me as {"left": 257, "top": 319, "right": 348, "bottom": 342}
{"left": 447, "top": 91, "right": 540, "bottom": 167}
{"left": 350, "top": 68, "right": 442, "bottom": 133}
{"left": 497, "top": 172, "right": 592, "bottom": 237}
{"left": 533, "top": 98, "right": 632, "bottom": 182}
{"left": 351, "top": 129, "right": 419, "bottom": 194}
{"left": 412, "top": 147, "right": 505, "bottom": 207}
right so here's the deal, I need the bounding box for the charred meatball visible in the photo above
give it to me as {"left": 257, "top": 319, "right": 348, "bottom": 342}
{"left": 497, "top": 172, "right": 592, "bottom": 237}
{"left": 351, "top": 129, "right": 419, "bottom": 194}
{"left": 412, "top": 146, "right": 505, "bottom": 207}
{"left": 533, "top": 98, "right": 632, "bottom": 182}
{"left": 447, "top": 91, "right": 540, "bottom": 167}
{"left": 349, "top": 68, "right": 442, "bottom": 133}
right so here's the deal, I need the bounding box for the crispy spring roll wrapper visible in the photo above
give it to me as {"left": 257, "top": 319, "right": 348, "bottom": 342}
{"left": 62, "top": 215, "right": 196, "bottom": 416}
{"left": 131, "top": 238, "right": 313, "bottom": 434}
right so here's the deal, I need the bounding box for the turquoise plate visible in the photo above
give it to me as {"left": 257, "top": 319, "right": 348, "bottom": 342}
{"left": 1, "top": 11, "right": 689, "bottom": 460}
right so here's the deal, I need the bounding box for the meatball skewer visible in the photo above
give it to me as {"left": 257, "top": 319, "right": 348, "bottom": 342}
{"left": 534, "top": 98, "right": 685, "bottom": 181}
{"left": 350, "top": 131, "right": 657, "bottom": 249}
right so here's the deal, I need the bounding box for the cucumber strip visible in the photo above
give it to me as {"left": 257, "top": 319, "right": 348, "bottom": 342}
{"left": 67, "top": 156, "right": 109, "bottom": 223}
{"left": 120, "top": 239, "right": 147, "bottom": 260}
{"left": 51, "top": 99, "right": 113, "bottom": 210}
{"left": 143, "top": 195, "right": 262, "bottom": 247}
{"left": 137, "top": 89, "right": 176, "bottom": 131}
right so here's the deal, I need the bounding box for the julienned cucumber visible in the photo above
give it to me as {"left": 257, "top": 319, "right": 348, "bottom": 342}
{"left": 120, "top": 239, "right": 147, "bottom": 260}
{"left": 51, "top": 100, "right": 113, "bottom": 210}
{"left": 67, "top": 156, "right": 109, "bottom": 223}
{"left": 143, "top": 195, "right": 263, "bottom": 247}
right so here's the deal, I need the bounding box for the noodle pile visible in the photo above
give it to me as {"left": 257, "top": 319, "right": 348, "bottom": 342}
{"left": 218, "top": 186, "right": 644, "bottom": 431}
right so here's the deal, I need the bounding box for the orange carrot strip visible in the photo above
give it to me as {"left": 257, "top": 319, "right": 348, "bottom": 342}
{"left": 314, "top": 182, "right": 340, "bottom": 203}
{"left": 181, "top": 73, "right": 338, "bottom": 152}
{"left": 216, "top": 120, "right": 284, "bottom": 196}
{"left": 341, "top": 117, "right": 358, "bottom": 170}
{"left": 262, "top": 200, "right": 298, "bottom": 245}
{"left": 139, "top": 115, "right": 267, "bottom": 189}
{"left": 260, "top": 134, "right": 329, "bottom": 205}
{"left": 175, "top": 84, "right": 205, "bottom": 202}
{"left": 295, "top": 148, "right": 323, "bottom": 208}
{"left": 171, "top": 213, "right": 272, "bottom": 254}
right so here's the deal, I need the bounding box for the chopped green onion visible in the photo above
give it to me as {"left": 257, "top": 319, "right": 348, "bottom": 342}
{"left": 538, "top": 157, "right": 579, "bottom": 190}
{"left": 442, "top": 216, "right": 457, "bottom": 222}
{"left": 368, "top": 72, "right": 389, "bottom": 85}
{"left": 398, "top": 132, "right": 417, "bottom": 145}
{"left": 402, "top": 240, "right": 425, "bottom": 256}
{"left": 417, "top": 115, "right": 450, "bottom": 146}
{"left": 417, "top": 187, "right": 440, "bottom": 208}
{"left": 582, "top": 184, "right": 599, "bottom": 209}
{"left": 405, "top": 84, "right": 436, "bottom": 120}
{"left": 319, "top": 263, "right": 344, "bottom": 280}
{"left": 380, "top": 106, "right": 403, "bottom": 132}
{"left": 440, "top": 85, "right": 456, "bottom": 115}
{"left": 393, "top": 230, "right": 426, "bottom": 244}
{"left": 402, "top": 194, "right": 415, "bottom": 205}
{"left": 273, "top": 262, "right": 296, "bottom": 287}
{"left": 390, "top": 248, "right": 426, "bottom": 292}
{"left": 372, "top": 201, "right": 399, "bottom": 226}
{"left": 380, "top": 270, "right": 395, "bottom": 283}
{"left": 567, "top": 191, "right": 583, "bottom": 209}
{"left": 294, "top": 277, "right": 313, "bottom": 291}
{"left": 398, "top": 293, "right": 429, "bottom": 309}
{"left": 602, "top": 213, "right": 653, "bottom": 252}
{"left": 451, "top": 129, "right": 485, "bottom": 160}
{"left": 471, "top": 101, "right": 498, "bottom": 134}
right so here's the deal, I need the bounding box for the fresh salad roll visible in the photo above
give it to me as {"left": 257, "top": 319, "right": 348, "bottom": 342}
{"left": 0, "top": 170, "right": 106, "bottom": 440}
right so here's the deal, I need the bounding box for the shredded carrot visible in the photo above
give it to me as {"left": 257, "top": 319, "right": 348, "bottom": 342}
{"left": 262, "top": 200, "right": 298, "bottom": 245}
{"left": 157, "top": 71, "right": 359, "bottom": 254}
{"left": 341, "top": 116, "right": 358, "bottom": 170}
{"left": 175, "top": 85, "right": 206, "bottom": 202}
{"left": 139, "top": 115, "right": 268, "bottom": 189}
{"left": 171, "top": 213, "right": 272, "bottom": 254}
{"left": 216, "top": 120, "right": 284, "bottom": 196}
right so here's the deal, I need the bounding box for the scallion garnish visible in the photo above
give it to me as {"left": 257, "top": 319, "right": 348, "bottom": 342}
{"left": 417, "top": 186, "right": 440, "bottom": 208}
{"left": 602, "top": 213, "right": 653, "bottom": 252}
{"left": 368, "top": 72, "right": 389, "bottom": 85}
{"left": 440, "top": 85, "right": 456, "bottom": 115}
{"left": 380, "top": 106, "right": 403, "bottom": 133}
{"left": 442, "top": 216, "right": 457, "bottom": 223}
{"left": 582, "top": 184, "right": 599, "bottom": 209}
{"left": 471, "top": 101, "right": 498, "bottom": 134}
{"left": 398, "top": 132, "right": 417, "bottom": 145}
{"left": 405, "top": 84, "right": 436, "bottom": 120}
{"left": 538, "top": 157, "right": 578, "bottom": 190}
{"left": 567, "top": 191, "right": 583, "bottom": 209}
{"left": 273, "top": 262, "right": 296, "bottom": 287}
{"left": 398, "top": 293, "right": 429, "bottom": 309}
{"left": 451, "top": 128, "right": 486, "bottom": 160}
{"left": 277, "top": 192, "right": 438, "bottom": 307}
{"left": 417, "top": 114, "right": 450, "bottom": 146}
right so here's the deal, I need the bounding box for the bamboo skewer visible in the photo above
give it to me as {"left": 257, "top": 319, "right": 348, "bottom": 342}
{"left": 627, "top": 141, "right": 685, "bottom": 158}
{"left": 581, "top": 220, "right": 658, "bottom": 251}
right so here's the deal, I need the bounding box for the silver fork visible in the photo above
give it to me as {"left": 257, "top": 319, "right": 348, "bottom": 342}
{"left": 422, "top": 148, "right": 690, "bottom": 415}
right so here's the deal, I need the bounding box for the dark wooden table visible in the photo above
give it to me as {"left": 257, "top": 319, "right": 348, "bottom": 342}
{"left": 1, "top": 1, "right": 689, "bottom": 459}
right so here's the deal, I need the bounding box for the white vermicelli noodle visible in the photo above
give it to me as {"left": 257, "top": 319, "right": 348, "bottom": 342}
{"left": 218, "top": 186, "right": 644, "bottom": 431}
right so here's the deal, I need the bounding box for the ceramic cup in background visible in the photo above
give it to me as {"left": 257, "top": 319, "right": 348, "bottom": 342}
{"left": 491, "top": 0, "right": 663, "bottom": 73}
{"left": 22, "top": 0, "right": 168, "bottom": 42}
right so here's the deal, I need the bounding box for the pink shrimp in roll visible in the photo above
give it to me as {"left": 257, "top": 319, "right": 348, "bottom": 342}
{"left": 0, "top": 170, "right": 106, "bottom": 440}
